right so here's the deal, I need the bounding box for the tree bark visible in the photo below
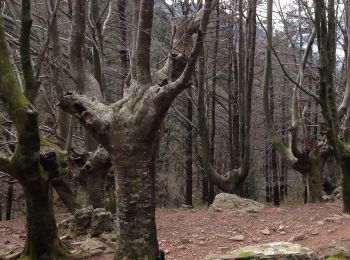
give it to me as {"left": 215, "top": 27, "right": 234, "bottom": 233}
{"left": 81, "top": 147, "right": 112, "bottom": 208}
{"left": 61, "top": 1, "right": 216, "bottom": 258}
{"left": 185, "top": 88, "right": 193, "bottom": 206}
{"left": 5, "top": 183, "right": 13, "bottom": 220}
{"left": 51, "top": 176, "right": 80, "bottom": 214}
{"left": 114, "top": 144, "right": 159, "bottom": 259}
{"left": 21, "top": 180, "right": 68, "bottom": 258}
{"left": 0, "top": 2, "right": 69, "bottom": 257}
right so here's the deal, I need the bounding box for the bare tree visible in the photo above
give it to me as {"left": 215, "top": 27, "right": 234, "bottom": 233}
{"left": 60, "top": 0, "right": 217, "bottom": 258}
{"left": 0, "top": 0, "right": 71, "bottom": 257}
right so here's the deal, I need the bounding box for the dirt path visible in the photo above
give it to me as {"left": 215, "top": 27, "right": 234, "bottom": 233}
{"left": 1, "top": 201, "right": 349, "bottom": 259}
{"left": 156, "top": 201, "right": 350, "bottom": 259}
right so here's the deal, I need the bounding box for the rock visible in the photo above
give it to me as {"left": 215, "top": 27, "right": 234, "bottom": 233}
{"left": 59, "top": 234, "right": 71, "bottom": 241}
{"left": 78, "top": 238, "right": 109, "bottom": 255}
{"left": 309, "top": 229, "right": 319, "bottom": 236}
{"left": 58, "top": 216, "right": 74, "bottom": 230}
{"left": 180, "top": 237, "right": 191, "bottom": 244}
{"left": 278, "top": 225, "right": 285, "bottom": 231}
{"left": 310, "top": 213, "right": 321, "bottom": 221}
{"left": 181, "top": 204, "right": 194, "bottom": 209}
{"left": 59, "top": 208, "right": 114, "bottom": 237}
{"left": 74, "top": 208, "right": 93, "bottom": 233}
{"left": 90, "top": 211, "right": 114, "bottom": 236}
{"left": 324, "top": 216, "right": 342, "bottom": 224}
{"left": 289, "top": 233, "right": 306, "bottom": 242}
{"left": 211, "top": 193, "right": 264, "bottom": 213}
{"left": 333, "top": 186, "right": 342, "bottom": 196}
{"left": 261, "top": 227, "right": 271, "bottom": 235}
{"left": 229, "top": 235, "right": 245, "bottom": 241}
{"left": 212, "top": 207, "right": 223, "bottom": 212}
{"left": 100, "top": 233, "right": 116, "bottom": 242}
{"left": 325, "top": 250, "right": 350, "bottom": 259}
{"left": 316, "top": 220, "right": 325, "bottom": 225}
{"left": 178, "top": 245, "right": 186, "bottom": 250}
{"left": 322, "top": 195, "right": 331, "bottom": 201}
{"left": 204, "top": 242, "right": 315, "bottom": 259}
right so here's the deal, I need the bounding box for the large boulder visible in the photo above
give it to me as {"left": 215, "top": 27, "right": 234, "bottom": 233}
{"left": 205, "top": 242, "right": 315, "bottom": 260}
{"left": 211, "top": 193, "right": 264, "bottom": 213}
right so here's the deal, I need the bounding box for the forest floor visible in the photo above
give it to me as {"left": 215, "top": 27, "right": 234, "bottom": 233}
{"left": 1, "top": 200, "right": 350, "bottom": 259}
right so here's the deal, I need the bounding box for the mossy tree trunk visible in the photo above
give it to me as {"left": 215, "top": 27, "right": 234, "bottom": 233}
{"left": 0, "top": 1, "right": 70, "bottom": 258}
{"left": 21, "top": 180, "right": 68, "bottom": 258}
{"left": 262, "top": 2, "right": 331, "bottom": 204}
{"left": 313, "top": 0, "right": 350, "bottom": 212}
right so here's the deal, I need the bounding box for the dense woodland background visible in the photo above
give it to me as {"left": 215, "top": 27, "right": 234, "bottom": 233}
{"left": 0, "top": 0, "right": 349, "bottom": 259}
{"left": 0, "top": 0, "right": 347, "bottom": 216}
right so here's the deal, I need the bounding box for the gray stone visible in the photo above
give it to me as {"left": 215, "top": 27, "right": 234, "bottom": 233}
{"left": 59, "top": 208, "right": 114, "bottom": 237}
{"left": 289, "top": 233, "right": 306, "bottom": 242}
{"left": 205, "top": 242, "right": 315, "bottom": 259}
{"left": 229, "top": 235, "right": 245, "bottom": 241}
{"left": 211, "top": 193, "right": 264, "bottom": 213}
{"left": 90, "top": 211, "right": 114, "bottom": 237}
{"left": 100, "top": 233, "right": 116, "bottom": 242}
{"left": 261, "top": 227, "right": 271, "bottom": 235}
{"left": 78, "top": 238, "right": 111, "bottom": 255}
{"left": 331, "top": 186, "right": 342, "bottom": 199}
{"left": 74, "top": 208, "right": 93, "bottom": 231}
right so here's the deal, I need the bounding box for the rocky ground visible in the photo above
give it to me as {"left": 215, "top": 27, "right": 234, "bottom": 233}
{"left": 1, "top": 199, "right": 350, "bottom": 259}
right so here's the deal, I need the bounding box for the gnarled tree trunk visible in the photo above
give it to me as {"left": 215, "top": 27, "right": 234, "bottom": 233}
{"left": 0, "top": 1, "right": 71, "bottom": 257}
{"left": 61, "top": 0, "right": 217, "bottom": 258}
{"left": 81, "top": 147, "right": 111, "bottom": 208}
{"left": 21, "top": 180, "right": 68, "bottom": 258}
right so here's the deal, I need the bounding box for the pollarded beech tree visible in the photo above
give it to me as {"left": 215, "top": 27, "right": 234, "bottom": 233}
{"left": 263, "top": 0, "right": 350, "bottom": 211}
{"left": 263, "top": 26, "right": 333, "bottom": 203}
{"left": 60, "top": 0, "right": 218, "bottom": 258}
{"left": 197, "top": 0, "right": 257, "bottom": 194}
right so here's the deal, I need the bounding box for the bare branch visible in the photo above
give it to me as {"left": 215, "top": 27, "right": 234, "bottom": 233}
{"left": 20, "top": 0, "right": 40, "bottom": 103}
{"left": 35, "top": 0, "right": 62, "bottom": 79}
{"left": 337, "top": 0, "right": 350, "bottom": 119}
{"left": 135, "top": 0, "right": 154, "bottom": 84}
{"left": 59, "top": 92, "right": 112, "bottom": 146}
{"left": 157, "top": 0, "right": 216, "bottom": 102}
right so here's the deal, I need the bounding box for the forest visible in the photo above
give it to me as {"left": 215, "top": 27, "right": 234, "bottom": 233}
{"left": 0, "top": 0, "right": 350, "bottom": 259}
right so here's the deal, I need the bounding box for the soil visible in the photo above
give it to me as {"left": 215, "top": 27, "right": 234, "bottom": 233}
{"left": 1, "top": 200, "right": 350, "bottom": 259}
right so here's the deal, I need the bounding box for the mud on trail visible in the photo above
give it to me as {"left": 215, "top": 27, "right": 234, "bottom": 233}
{"left": 1, "top": 201, "right": 350, "bottom": 259}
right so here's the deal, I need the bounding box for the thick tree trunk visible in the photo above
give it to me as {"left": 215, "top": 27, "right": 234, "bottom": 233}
{"left": 60, "top": 2, "right": 216, "bottom": 259}
{"left": 86, "top": 175, "right": 107, "bottom": 208}
{"left": 308, "top": 154, "right": 324, "bottom": 203}
{"left": 21, "top": 179, "right": 68, "bottom": 259}
{"left": 81, "top": 147, "right": 111, "bottom": 209}
{"left": 339, "top": 154, "right": 350, "bottom": 213}
{"left": 114, "top": 145, "right": 160, "bottom": 259}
